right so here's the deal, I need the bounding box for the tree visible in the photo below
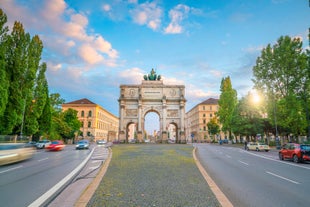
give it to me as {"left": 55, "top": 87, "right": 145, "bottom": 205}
{"left": 252, "top": 35, "right": 308, "bottom": 138}
{"left": 0, "top": 9, "right": 9, "bottom": 117}
{"left": 0, "top": 21, "right": 32, "bottom": 135}
{"left": 33, "top": 63, "right": 52, "bottom": 140}
{"left": 60, "top": 108, "right": 82, "bottom": 141}
{"left": 50, "top": 93, "right": 65, "bottom": 115}
{"left": 207, "top": 117, "right": 220, "bottom": 140}
{"left": 231, "top": 93, "right": 264, "bottom": 141}
{"left": 217, "top": 76, "right": 237, "bottom": 139}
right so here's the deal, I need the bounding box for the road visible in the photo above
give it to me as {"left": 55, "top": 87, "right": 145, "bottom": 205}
{"left": 196, "top": 143, "right": 310, "bottom": 207}
{"left": 0, "top": 145, "right": 90, "bottom": 207}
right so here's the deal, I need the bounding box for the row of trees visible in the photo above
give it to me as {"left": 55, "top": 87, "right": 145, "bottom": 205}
{"left": 0, "top": 9, "right": 81, "bottom": 142}
{"left": 215, "top": 35, "right": 310, "bottom": 142}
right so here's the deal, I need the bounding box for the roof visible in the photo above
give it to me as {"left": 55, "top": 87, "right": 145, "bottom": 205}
{"left": 186, "top": 98, "right": 219, "bottom": 114}
{"left": 200, "top": 98, "right": 219, "bottom": 105}
{"left": 64, "top": 98, "right": 96, "bottom": 105}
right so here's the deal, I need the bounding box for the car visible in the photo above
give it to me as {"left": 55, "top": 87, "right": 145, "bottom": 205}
{"left": 46, "top": 140, "right": 65, "bottom": 151}
{"left": 76, "top": 140, "right": 89, "bottom": 150}
{"left": 36, "top": 140, "right": 51, "bottom": 149}
{"left": 0, "top": 143, "right": 35, "bottom": 166}
{"left": 246, "top": 142, "right": 270, "bottom": 152}
{"left": 24, "top": 141, "right": 37, "bottom": 148}
{"left": 129, "top": 139, "right": 136, "bottom": 143}
{"left": 279, "top": 143, "right": 310, "bottom": 163}
{"left": 96, "top": 140, "right": 107, "bottom": 145}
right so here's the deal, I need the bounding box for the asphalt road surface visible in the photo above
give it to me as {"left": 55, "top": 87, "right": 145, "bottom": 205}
{"left": 0, "top": 145, "right": 90, "bottom": 207}
{"left": 196, "top": 143, "right": 310, "bottom": 207}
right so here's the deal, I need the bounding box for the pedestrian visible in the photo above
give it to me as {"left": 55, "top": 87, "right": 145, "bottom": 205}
{"left": 244, "top": 140, "right": 247, "bottom": 150}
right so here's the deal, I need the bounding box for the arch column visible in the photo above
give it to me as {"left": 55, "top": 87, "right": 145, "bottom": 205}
{"left": 161, "top": 97, "right": 168, "bottom": 143}
{"left": 137, "top": 99, "right": 143, "bottom": 142}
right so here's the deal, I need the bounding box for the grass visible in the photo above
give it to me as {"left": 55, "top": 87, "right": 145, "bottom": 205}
{"left": 87, "top": 144, "right": 220, "bottom": 207}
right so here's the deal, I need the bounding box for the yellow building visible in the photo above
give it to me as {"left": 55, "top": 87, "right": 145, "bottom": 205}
{"left": 185, "top": 98, "right": 224, "bottom": 143}
{"left": 62, "top": 98, "right": 119, "bottom": 142}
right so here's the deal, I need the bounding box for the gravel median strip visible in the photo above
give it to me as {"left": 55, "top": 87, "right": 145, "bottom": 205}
{"left": 87, "top": 144, "right": 221, "bottom": 207}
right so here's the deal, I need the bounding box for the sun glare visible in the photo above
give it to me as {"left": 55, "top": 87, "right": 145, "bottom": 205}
{"left": 252, "top": 90, "right": 261, "bottom": 104}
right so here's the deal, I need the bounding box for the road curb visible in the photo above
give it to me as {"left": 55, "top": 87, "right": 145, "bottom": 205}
{"left": 74, "top": 147, "right": 112, "bottom": 207}
{"left": 193, "top": 147, "right": 233, "bottom": 207}
{"left": 29, "top": 148, "right": 95, "bottom": 207}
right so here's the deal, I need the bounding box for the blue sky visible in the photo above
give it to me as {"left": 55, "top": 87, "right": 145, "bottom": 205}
{"left": 2, "top": 0, "right": 310, "bottom": 119}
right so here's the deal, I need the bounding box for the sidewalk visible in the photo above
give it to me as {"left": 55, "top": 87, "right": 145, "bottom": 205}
{"left": 48, "top": 146, "right": 110, "bottom": 207}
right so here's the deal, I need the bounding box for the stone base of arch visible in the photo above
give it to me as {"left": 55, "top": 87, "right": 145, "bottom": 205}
{"left": 179, "top": 131, "right": 186, "bottom": 144}
{"left": 162, "top": 131, "right": 168, "bottom": 143}
{"left": 137, "top": 131, "right": 143, "bottom": 142}
{"left": 119, "top": 131, "right": 126, "bottom": 143}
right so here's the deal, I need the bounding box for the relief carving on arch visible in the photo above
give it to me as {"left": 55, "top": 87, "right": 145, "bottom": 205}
{"left": 167, "top": 109, "right": 178, "bottom": 117}
{"left": 125, "top": 109, "right": 138, "bottom": 117}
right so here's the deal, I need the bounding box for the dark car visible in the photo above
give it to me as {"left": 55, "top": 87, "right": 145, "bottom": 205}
{"left": 279, "top": 143, "right": 310, "bottom": 163}
{"left": 76, "top": 140, "right": 89, "bottom": 150}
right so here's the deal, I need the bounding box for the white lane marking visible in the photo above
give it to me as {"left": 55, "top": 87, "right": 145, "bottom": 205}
{"left": 38, "top": 158, "right": 48, "bottom": 162}
{"left": 0, "top": 165, "right": 23, "bottom": 174}
{"left": 266, "top": 171, "right": 300, "bottom": 185}
{"left": 92, "top": 156, "right": 103, "bottom": 159}
{"left": 89, "top": 165, "right": 100, "bottom": 170}
{"left": 91, "top": 160, "right": 102, "bottom": 163}
{"left": 29, "top": 148, "right": 95, "bottom": 207}
{"left": 244, "top": 151, "right": 310, "bottom": 170}
{"left": 238, "top": 160, "right": 249, "bottom": 166}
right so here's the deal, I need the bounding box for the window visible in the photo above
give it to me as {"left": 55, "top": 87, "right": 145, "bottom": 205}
{"left": 203, "top": 114, "right": 205, "bottom": 117}
{"left": 210, "top": 113, "right": 213, "bottom": 118}
{"left": 81, "top": 111, "right": 84, "bottom": 117}
{"left": 203, "top": 119, "right": 206, "bottom": 124}
{"left": 203, "top": 106, "right": 205, "bottom": 110}
{"left": 88, "top": 110, "right": 92, "bottom": 117}
{"left": 88, "top": 121, "right": 91, "bottom": 128}
{"left": 203, "top": 126, "right": 206, "bottom": 131}
{"left": 210, "top": 106, "right": 212, "bottom": 110}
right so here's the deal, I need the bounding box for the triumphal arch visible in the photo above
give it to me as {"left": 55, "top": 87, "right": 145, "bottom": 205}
{"left": 118, "top": 69, "right": 186, "bottom": 143}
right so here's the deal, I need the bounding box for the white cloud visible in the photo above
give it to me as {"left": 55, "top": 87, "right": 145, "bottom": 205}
{"left": 164, "top": 4, "right": 190, "bottom": 34}
{"left": 3, "top": 0, "right": 119, "bottom": 68}
{"left": 102, "top": 4, "right": 111, "bottom": 12}
{"left": 130, "top": 2, "right": 162, "bottom": 30}
{"left": 118, "top": 67, "right": 146, "bottom": 84}
{"left": 78, "top": 44, "right": 104, "bottom": 65}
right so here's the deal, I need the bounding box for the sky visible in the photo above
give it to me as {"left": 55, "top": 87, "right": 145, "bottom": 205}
{"left": 1, "top": 0, "right": 310, "bottom": 131}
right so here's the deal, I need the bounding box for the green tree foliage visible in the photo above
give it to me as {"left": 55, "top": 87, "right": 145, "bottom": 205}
{"left": 32, "top": 63, "right": 52, "bottom": 139}
{"left": 50, "top": 93, "right": 65, "bottom": 115}
{"left": 252, "top": 36, "right": 309, "bottom": 137}
{"left": 0, "top": 9, "right": 9, "bottom": 117}
{"left": 0, "top": 21, "right": 32, "bottom": 134}
{"left": 48, "top": 94, "right": 81, "bottom": 141}
{"left": 0, "top": 10, "right": 50, "bottom": 138}
{"left": 231, "top": 93, "right": 264, "bottom": 140}
{"left": 207, "top": 117, "right": 220, "bottom": 139}
{"left": 217, "top": 76, "right": 237, "bottom": 139}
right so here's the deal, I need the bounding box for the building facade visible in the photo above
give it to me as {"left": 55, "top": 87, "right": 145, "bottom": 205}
{"left": 185, "top": 98, "right": 224, "bottom": 142}
{"left": 62, "top": 98, "right": 119, "bottom": 142}
{"left": 118, "top": 69, "right": 186, "bottom": 143}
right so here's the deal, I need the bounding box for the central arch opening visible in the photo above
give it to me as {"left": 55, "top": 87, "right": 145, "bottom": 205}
{"left": 144, "top": 111, "right": 160, "bottom": 142}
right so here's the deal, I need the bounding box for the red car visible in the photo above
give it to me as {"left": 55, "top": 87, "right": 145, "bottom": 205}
{"left": 46, "top": 140, "right": 65, "bottom": 151}
{"left": 279, "top": 143, "right": 310, "bottom": 163}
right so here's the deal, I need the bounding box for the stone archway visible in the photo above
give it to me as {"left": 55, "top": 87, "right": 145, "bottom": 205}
{"left": 118, "top": 69, "right": 186, "bottom": 143}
